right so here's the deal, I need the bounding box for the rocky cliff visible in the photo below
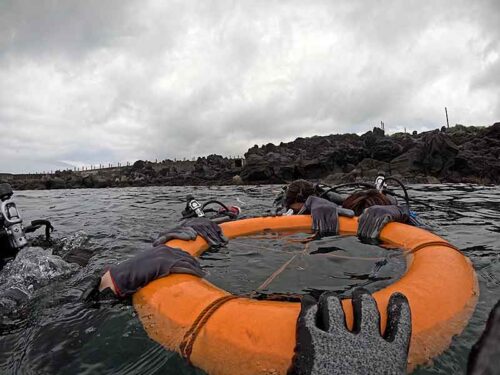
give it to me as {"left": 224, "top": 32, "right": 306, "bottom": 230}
{"left": 240, "top": 123, "right": 499, "bottom": 185}
{"left": 2, "top": 123, "right": 499, "bottom": 190}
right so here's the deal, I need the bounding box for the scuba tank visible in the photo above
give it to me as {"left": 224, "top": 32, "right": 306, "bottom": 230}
{"left": 0, "top": 183, "right": 28, "bottom": 251}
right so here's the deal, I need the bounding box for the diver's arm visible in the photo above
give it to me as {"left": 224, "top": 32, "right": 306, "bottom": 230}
{"left": 24, "top": 219, "right": 54, "bottom": 241}
{"left": 99, "top": 270, "right": 117, "bottom": 294}
{"left": 84, "top": 245, "right": 204, "bottom": 300}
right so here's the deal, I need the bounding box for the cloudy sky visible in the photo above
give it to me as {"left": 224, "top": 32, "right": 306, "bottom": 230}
{"left": 1, "top": 0, "right": 499, "bottom": 173}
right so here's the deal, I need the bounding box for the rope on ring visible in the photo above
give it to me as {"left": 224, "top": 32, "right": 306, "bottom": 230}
{"left": 179, "top": 241, "right": 458, "bottom": 363}
{"left": 179, "top": 295, "right": 239, "bottom": 364}
{"left": 407, "top": 240, "right": 459, "bottom": 255}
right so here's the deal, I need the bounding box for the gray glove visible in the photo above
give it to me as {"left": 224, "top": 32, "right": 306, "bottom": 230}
{"left": 290, "top": 289, "right": 411, "bottom": 375}
{"left": 153, "top": 226, "right": 198, "bottom": 247}
{"left": 109, "top": 245, "right": 204, "bottom": 297}
{"left": 154, "top": 217, "right": 228, "bottom": 248}
{"left": 357, "top": 205, "right": 409, "bottom": 240}
{"left": 301, "top": 196, "right": 354, "bottom": 236}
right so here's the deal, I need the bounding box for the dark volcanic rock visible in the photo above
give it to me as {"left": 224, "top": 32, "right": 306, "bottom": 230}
{"left": 361, "top": 128, "right": 404, "bottom": 162}
{"left": 391, "top": 131, "right": 459, "bottom": 177}
{"left": 3, "top": 123, "right": 500, "bottom": 190}
{"left": 450, "top": 123, "right": 500, "bottom": 183}
{"left": 240, "top": 154, "right": 278, "bottom": 182}
{"left": 192, "top": 154, "right": 239, "bottom": 183}
{"left": 241, "top": 132, "right": 368, "bottom": 183}
{"left": 240, "top": 123, "right": 499, "bottom": 185}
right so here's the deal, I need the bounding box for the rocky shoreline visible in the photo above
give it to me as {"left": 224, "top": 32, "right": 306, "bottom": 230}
{"left": 2, "top": 122, "right": 499, "bottom": 190}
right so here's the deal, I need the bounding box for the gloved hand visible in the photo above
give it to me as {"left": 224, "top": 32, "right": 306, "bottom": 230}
{"left": 153, "top": 217, "right": 228, "bottom": 248}
{"left": 153, "top": 226, "right": 198, "bottom": 246}
{"left": 301, "top": 196, "right": 354, "bottom": 236}
{"left": 24, "top": 219, "right": 54, "bottom": 241}
{"left": 108, "top": 245, "right": 204, "bottom": 297}
{"left": 291, "top": 289, "right": 411, "bottom": 375}
{"left": 357, "top": 205, "right": 409, "bottom": 240}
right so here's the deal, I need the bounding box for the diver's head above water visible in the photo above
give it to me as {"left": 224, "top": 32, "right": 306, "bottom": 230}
{"left": 284, "top": 179, "right": 316, "bottom": 213}
{"left": 282, "top": 180, "right": 393, "bottom": 215}
{"left": 341, "top": 189, "right": 393, "bottom": 216}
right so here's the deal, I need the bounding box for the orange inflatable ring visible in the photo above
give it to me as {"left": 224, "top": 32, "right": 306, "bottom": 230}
{"left": 133, "top": 215, "right": 478, "bottom": 374}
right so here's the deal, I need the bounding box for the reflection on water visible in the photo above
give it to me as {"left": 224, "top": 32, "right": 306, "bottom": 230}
{"left": 0, "top": 184, "right": 499, "bottom": 374}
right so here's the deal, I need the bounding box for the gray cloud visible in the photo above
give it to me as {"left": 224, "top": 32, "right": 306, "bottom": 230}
{"left": 1, "top": 0, "right": 499, "bottom": 173}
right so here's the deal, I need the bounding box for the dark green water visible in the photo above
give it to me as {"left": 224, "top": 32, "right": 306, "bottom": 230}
{"left": 0, "top": 184, "right": 498, "bottom": 374}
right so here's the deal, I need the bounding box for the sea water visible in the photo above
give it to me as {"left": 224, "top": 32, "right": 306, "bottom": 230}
{"left": 0, "top": 184, "right": 498, "bottom": 374}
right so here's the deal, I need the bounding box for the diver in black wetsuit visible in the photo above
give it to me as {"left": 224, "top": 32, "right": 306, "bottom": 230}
{"left": 0, "top": 183, "right": 54, "bottom": 270}
{"left": 0, "top": 183, "right": 56, "bottom": 319}
{"left": 84, "top": 196, "right": 232, "bottom": 299}
{"left": 273, "top": 176, "right": 421, "bottom": 240}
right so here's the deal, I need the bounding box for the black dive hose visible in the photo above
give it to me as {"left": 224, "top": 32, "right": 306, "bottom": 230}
{"left": 382, "top": 177, "right": 411, "bottom": 208}
{"left": 201, "top": 199, "right": 241, "bottom": 223}
{"left": 319, "top": 182, "right": 376, "bottom": 197}
{"left": 201, "top": 200, "right": 229, "bottom": 212}
{"left": 318, "top": 179, "right": 465, "bottom": 216}
{"left": 24, "top": 219, "right": 54, "bottom": 241}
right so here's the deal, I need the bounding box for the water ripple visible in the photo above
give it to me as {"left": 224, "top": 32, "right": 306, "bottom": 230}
{"left": 0, "top": 184, "right": 499, "bottom": 374}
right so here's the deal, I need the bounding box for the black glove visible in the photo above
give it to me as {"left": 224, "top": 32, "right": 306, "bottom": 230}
{"left": 301, "top": 196, "right": 354, "bottom": 236}
{"left": 357, "top": 205, "right": 409, "bottom": 240}
{"left": 109, "top": 245, "right": 204, "bottom": 297}
{"left": 467, "top": 300, "right": 500, "bottom": 375}
{"left": 291, "top": 289, "right": 411, "bottom": 375}
{"left": 154, "top": 217, "right": 228, "bottom": 248}
{"left": 24, "top": 219, "right": 54, "bottom": 241}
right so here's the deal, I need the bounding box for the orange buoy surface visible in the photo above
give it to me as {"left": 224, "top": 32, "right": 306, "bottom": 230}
{"left": 133, "top": 215, "right": 478, "bottom": 374}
